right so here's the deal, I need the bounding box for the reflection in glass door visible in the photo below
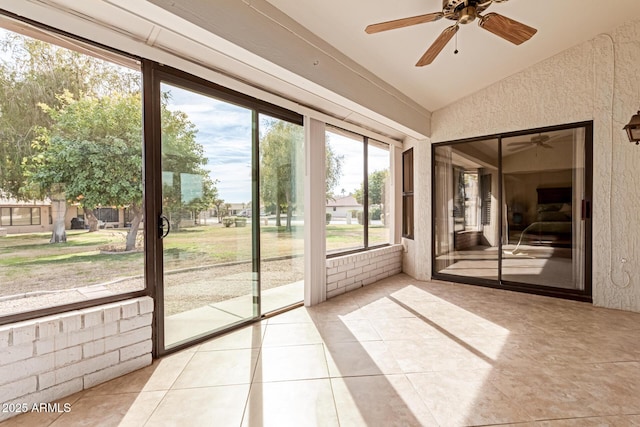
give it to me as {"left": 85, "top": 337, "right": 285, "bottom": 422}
{"left": 432, "top": 123, "right": 591, "bottom": 299}
{"left": 258, "top": 115, "right": 305, "bottom": 313}
{"left": 160, "top": 81, "right": 257, "bottom": 348}
{"left": 502, "top": 128, "right": 587, "bottom": 291}
{"left": 433, "top": 139, "right": 500, "bottom": 283}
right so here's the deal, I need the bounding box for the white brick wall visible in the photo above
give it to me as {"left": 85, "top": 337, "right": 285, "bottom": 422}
{"left": 0, "top": 297, "right": 153, "bottom": 422}
{"left": 325, "top": 245, "right": 403, "bottom": 299}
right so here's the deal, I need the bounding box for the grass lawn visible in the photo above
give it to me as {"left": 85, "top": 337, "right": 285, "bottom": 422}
{"left": 0, "top": 222, "right": 389, "bottom": 298}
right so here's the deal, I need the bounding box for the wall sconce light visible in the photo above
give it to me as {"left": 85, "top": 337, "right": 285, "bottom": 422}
{"left": 623, "top": 110, "right": 640, "bottom": 145}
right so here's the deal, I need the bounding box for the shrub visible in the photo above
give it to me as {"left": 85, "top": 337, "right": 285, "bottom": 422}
{"left": 235, "top": 217, "right": 247, "bottom": 227}
{"left": 222, "top": 217, "right": 235, "bottom": 227}
{"left": 326, "top": 213, "right": 332, "bottom": 225}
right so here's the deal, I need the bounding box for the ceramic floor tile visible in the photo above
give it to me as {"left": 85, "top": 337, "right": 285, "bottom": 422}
{"left": 370, "top": 317, "right": 444, "bottom": 341}
{"left": 242, "top": 379, "right": 338, "bottom": 427}
{"left": 145, "top": 384, "right": 249, "bottom": 426}
{"left": 254, "top": 344, "right": 329, "bottom": 382}
{"left": 331, "top": 374, "right": 439, "bottom": 427}
{"left": 48, "top": 392, "right": 165, "bottom": 427}
{"left": 265, "top": 307, "right": 314, "bottom": 324}
{"left": 84, "top": 350, "right": 194, "bottom": 396}
{"left": 407, "top": 370, "right": 534, "bottom": 426}
{"left": 324, "top": 340, "right": 403, "bottom": 377}
{"left": 171, "top": 348, "right": 259, "bottom": 388}
{"left": 198, "top": 323, "right": 266, "bottom": 351}
{"left": 114, "top": 391, "right": 167, "bottom": 427}
{"left": 315, "top": 319, "right": 382, "bottom": 344}
{"left": 489, "top": 365, "right": 605, "bottom": 419}
{"left": 261, "top": 322, "right": 323, "bottom": 347}
{"left": 358, "top": 297, "right": 418, "bottom": 319}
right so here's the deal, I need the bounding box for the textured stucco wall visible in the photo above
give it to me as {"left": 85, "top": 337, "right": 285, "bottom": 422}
{"left": 429, "top": 19, "right": 640, "bottom": 312}
{"left": 402, "top": 137, "right": 431, "bottom": 281}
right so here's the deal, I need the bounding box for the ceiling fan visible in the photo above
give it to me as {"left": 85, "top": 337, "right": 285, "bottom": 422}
{"left": 508, "top": 134, "right": 553, "bottom": 149}
{"left": 365, "top": 0, "right": 537, "bottom": 66}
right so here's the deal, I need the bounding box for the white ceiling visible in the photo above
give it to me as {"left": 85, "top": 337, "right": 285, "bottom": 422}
{"left": 265, "top": 0, "right": 640, "bottom": 112}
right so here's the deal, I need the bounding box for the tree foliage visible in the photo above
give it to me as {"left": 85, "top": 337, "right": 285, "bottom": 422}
{"left": 26, "top": 93, "right": 144, "bottom": 249}
{"left": 353, "top": 169, "right": 388, "bottom": 205}
{"left": 259, "top": 120, "right": 343, "bottom": 230}
{"left": 160, "top": 92, "right": 218, "bottom": 231}
{"left": 325, "top": 141, "right": 343, "bottom": 201}
{"left": 259, "top": 120, "right": 303, "bottom": 230}
{"left": 0, "top": 32, "right": 138, "bottom": 199}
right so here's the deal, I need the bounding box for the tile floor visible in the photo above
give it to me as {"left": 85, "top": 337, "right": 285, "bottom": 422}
{"left": 3, "top": 273, "right": 640, "bottom": 426}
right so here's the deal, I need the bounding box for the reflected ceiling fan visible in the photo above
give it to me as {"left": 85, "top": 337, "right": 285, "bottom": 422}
{"left": 365, "top": 0, "right": 537, "bottom": 66}
{"left": 509, "top": 134, "right": 553, "bottom": 149}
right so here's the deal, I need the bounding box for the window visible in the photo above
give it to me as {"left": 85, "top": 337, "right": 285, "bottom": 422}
{"left": 325, "top": 126, "right": 390, "bottom": 254}
{"left": 0, "top": 207, "right": 42, "bottom": 226}
{"left": 0, "top": 18, "right": 144, "bottom": 319}
{"left": 402, "top": 149, "right": 414, "bottom": 239}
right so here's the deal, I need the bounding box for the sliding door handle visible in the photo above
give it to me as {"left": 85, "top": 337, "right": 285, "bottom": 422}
{"left": 159, "top": 215, "right": 171, "bottom": 239}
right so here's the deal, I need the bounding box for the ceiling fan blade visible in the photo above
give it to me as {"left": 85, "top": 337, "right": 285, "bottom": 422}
{"left": 416, "top": 25, "right": 458, "bottom": 67}
{"left": 365, "top": 12, "right": 443, "bottom": 34}
{"left": 539, "top": 143, "right": 553, "bottom": 149}
{"left": 509, "top": 141, "right": 533, "bottom": 147}
{"left": 478, "top": 12, "right": 537, "bottom": 45}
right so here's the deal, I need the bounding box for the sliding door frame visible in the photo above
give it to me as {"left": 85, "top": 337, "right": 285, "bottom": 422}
{"left": 431, "top": 121, "right": 593, "bottom": 302}
{"left": 144, "top": 62, "right": 303, "bottom": 357}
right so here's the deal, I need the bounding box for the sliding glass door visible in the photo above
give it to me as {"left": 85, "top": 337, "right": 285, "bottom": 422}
{"left": 432, "top": 123, "right": 592, "bottom": 299}
{"left": 501, "top": 128, "right": 587, "bottom": 291}
{"left": 160, "top": 81, "right": 257, "bottom": 349}
{"left": 148, "top": 66, "right": 305, "bottom": 353}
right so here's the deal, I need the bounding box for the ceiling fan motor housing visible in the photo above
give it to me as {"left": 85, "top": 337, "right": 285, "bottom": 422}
{"left": 442, "top": 0, "right": 492, "bottom": 23}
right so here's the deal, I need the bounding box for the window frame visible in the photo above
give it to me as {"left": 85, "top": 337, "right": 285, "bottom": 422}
{"left": 325, "top": 126, "right": 391, "bottom": 258}
{"left": 402, "top": 148, "right": 414, "bottom": 239}
{"left": 0, "top": 12, "right": 147, "bottom": 326}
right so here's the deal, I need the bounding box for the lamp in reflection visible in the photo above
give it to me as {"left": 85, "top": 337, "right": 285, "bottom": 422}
{"left": 623, "top": 110, "right": 640, "bottom": 144}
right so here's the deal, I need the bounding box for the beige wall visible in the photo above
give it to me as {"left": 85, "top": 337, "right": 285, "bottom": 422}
{"left": 425, "top": 19, "right": 640, "bottom": 312}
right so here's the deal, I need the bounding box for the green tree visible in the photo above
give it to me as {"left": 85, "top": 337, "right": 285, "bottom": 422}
{"left": 353, "top": 169, "right": 388, "bottom": 205}
{"left": 325, "top": 141, "right": 343, "bottom": 201}
{"left": 354, "top": 169, "right": 388, "bottom": 223}
{"left": 260, "top": 120, "right": 303, "bottom": 230}
{"left": 260, "top": 120, "right": 343, "bottom": 231}
{"left": 27, "top": 90, "right": 216, "bottom": 249}
{"left": 160, "top": 92, "right": 217, "bottom": 232}
{"left": 27, "top": 93, "right": 144, "bottom": 249}
{"left": 0, "top": 32, "right": 138, "bottom": 199}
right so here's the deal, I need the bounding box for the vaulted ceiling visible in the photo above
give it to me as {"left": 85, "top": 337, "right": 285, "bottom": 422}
{"left": 265, "top": 0, "right": 640, "bottom": 111}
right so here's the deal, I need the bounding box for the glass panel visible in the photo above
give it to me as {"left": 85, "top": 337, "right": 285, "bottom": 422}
{"left": 501, "top": 128, "right": 585, "bottom": 290}
{"left": 11, "top": 207, "right": 31, "bottom": 226}
{"left": 31, "top": 208, "right": 41, "bottom": 225}
{"left": 325, "top": 128, "right": 364, "bottom": 253}
{"left": 259, "top": 115, "right": 304, "bottom": 312}
{"left": 433, "top": 139, "right": 500, "bottom": 281}
{"left": 0, "top": 208, "right": 9, "bottom": 226}
{"left": 368, "top": 140, "right": 390, "bottom": 246}
{"left": 161, "top": 82, "right": 256, "bottom": 348}
{"left": 0, "top": 24, "right": 144, "bottom": 317}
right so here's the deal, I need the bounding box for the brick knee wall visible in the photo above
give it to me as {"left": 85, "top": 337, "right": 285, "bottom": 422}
{"left": 0, "top": 297, "right": 153, "bottom": 421}
{"left": 326, "top": 245, "right": 403, "bottom": 299}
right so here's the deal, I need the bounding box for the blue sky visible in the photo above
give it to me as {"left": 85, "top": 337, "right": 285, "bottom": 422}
{"left": 162, "top": 84, "right": 390, "bottom": 204}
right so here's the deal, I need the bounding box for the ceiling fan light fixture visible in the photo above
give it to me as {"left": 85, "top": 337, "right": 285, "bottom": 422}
{"left": 458, "top": 6, "right": 478, "bottom": 24}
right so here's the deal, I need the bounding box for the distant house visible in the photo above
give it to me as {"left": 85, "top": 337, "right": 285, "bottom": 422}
{"left": 326, "top": 194, "right": 362, "bottom": 220}
{"left": 0, "top": 196, "right": 129, "bottom": 235}
{"left": 0, "top": 197, "right": 53, "bottom": 235}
